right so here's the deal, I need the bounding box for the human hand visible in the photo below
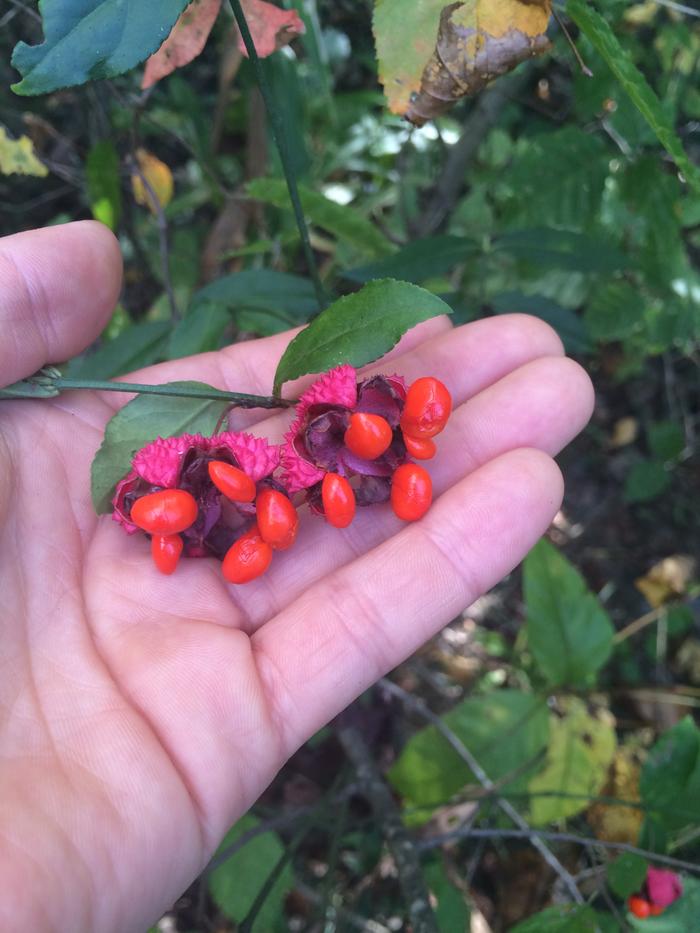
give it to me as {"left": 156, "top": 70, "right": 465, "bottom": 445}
{"left": 0, "top": 222, "right": 594, "bottom": 932}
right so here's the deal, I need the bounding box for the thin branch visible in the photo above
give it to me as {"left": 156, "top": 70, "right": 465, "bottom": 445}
{"left": 56, "top": 378, "right": 293, "bottom": 409}
{"left": 552, "top": 7, "right": 593, "bottom": 77}
{"left": 338, "top": 723, "right": 439, "bottom": 933}
{"left": 412, "top": 70, "right": 531, "bottom": 237}
{"left": 417, "top": 828, "right": 700, "bottom": 876}
{"left": 380, "top": 678, "right": 585, "bottom": 905}
{"left": 226, "top": 0, "right": 329, "bottom": 314}
{"left": 614, "top": 606, "right": 667, "bottom": 644}
{"left": 651, "top": 0, "right": 700, "bottom": 17}
{"left": 7, "top": 0, "right": 41, "bottom": 22}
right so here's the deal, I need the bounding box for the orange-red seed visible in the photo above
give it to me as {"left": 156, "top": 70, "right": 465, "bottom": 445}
{"left": 208, "top": 460, "right": 257, "bottom": 502}
{"left": 344, "top": 412, "right": 393, "bottom": 460}
{"left": 391, "top": 463, "right": 432, "bottom": 522}
{"left": 627, "top": 896, "right": 651, "bottom": 919}
{"left": 131, "top": 489, "right": 198, "bottom": 535}
{"left": 222, "top": 524, "right": 273, "bottom": 584}
{"left": 151, "top": 534, "right": 183, "bottom": 575}
{"left": 403, "top": 434, "right": 437, "bottom": 460}
{"left": 256, "top": 488, "right": 299, "bottom": 550}
{"left": 400, "top": 376, "right": 452, "bottom": 439}
{"left": 322, "top": 473, "right": 356, "bottom": 528}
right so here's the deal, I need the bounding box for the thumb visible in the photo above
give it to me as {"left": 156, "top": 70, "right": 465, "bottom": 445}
{"left": 0, "top": 221, "right": 122, "bottom": 387}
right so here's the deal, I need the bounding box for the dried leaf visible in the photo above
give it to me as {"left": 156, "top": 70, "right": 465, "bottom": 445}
{"left": 635, "top": 555, "right": 696, "bottom": 608}
{"left": 237, "top": 0, "right": 305, "bottom": 59}
{"left": 407, "top": 0, "right": 552, "bottom": 125}
{"left": 142, "top": 0, "right": 222, "bottom": 89}
{"left": 131, "top": 149, "right": 174, "bottom": 214}
{"left": 375, "top": 0, "right": 551, "bottom": 126}
{"left": 587, "top": 746, "right": 644, "bottom": 844}
{"left": 0, "top": 125, "right": 48, "bottom": 177}
{"left": 610, "top": 416, "right": 639, "bottom": 448}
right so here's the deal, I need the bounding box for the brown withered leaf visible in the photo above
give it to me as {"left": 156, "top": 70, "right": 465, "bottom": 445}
{"left": 407, "top": 0, "right": 552, "bottom": 125}
{"left": 142, "top": 0, "right": 222, "bottom": 90}
{"left": 586, "top": 745, "right": 645, "bottom": 844}
{"left": 236, "top": 0, "right": 305, "bottom": 58}
{"left": 142, "top": 0, "right": 304, "bottom": 91}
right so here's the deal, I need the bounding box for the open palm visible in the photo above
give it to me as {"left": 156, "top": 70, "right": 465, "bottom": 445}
{"left": 0, "top": 223, "right": 594, "bottom": 932}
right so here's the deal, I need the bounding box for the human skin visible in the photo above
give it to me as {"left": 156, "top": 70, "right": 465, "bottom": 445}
{"left": 0, "top": 221, "right": 595, "bottom": 932}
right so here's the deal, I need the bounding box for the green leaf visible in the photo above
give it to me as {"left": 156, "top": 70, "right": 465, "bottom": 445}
{"left": 524, "top": 538, "right": 614, "bottom": 688}
{"left": 493, "top": 229, "right": 628, "bottom": 274}
{"left": 619, "top": 158, "right": 687, "bottom": 289}
{"left": 248, "top": 178, "right": 393, "bottom": 259}
{"left": 640, "top": 717, "right": 700, "bottom": 833}
{"left": 528, "top": 698, "right": 616, "bottom": 825}
{"left": 273, "top": 279, "right": 452, "bottom": 394}
{"left": 11, "top": 0, "right": 190, "bottom": 96}
{"left": 168, "top": 304, "right": 230, "bottom": 359}
{"left": 606, "top": 852, "right": 648, "bottom": 899}
{"left": 567, "top": 0, "right": 700, "bottom": 195}
{"left": 423, "top": 857, "right": 470, "bottom": 933}
{"left": 343, "top": 236, "right": 480, "bottom": 284}
{"left": 491, "top": 293, "right": 592, "bottom": 355}
{"left": 388, "top": 690, "right": 549, "bottom": 820}
{"left": 235, "top": 307, "right": 298, "bottom": 337}
{"left": 510, "top": 904, "right": 600, "bottom": 932}
{"left": 624, "top": 460, "right": 671, "bottom": 504}
{"left": 209, "top": 814, "right": 293, "bottom": 930}
{"left": 90, "top": 384, "right": 229, "bottom": 513}
{"left": 584, "top": 281, "right": 644, "bottom": 343}
{"left": 86, "top": 140, "right": 121, "bottom": 231}
{"left": 627, "top": 877, "right": 700, "bottom": 932}
{"left": 498, "top": 128, "right": 607, "bottom": 232}
{"left": 191, "top": 269, "right": 318, "bottom": 323}
{"left": 65, "top": 321, "right": 171, "bottom": 380}
{"left": 648, "top": 421, "right": 685, "bottom": 462}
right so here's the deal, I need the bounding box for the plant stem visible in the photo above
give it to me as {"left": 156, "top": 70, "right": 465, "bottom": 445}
{"left": 0, "top": 368, "right": 293, "bottom": 409}
{"left": 55, "top": 377, "right": 292, "bottom": 409}
{"left": 416, "top": 828, "right": 700, "bottom": 877}
{"left": 226, "top": 0, "right": 328, "bottom": 313}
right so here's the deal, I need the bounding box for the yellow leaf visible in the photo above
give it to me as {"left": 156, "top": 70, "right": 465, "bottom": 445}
{"left": 635, "top": 555, "right": 696, "bottom": 608}
{"left": 623, "top": 2, "right": 659, "bottom": 25}
{"left": 528, "top": 698, "right": 616, "bottom": 825}
{"left": 131, "top": 148, "right": 174, "bottom": 214}
{"left": 610, "top": 416, "right": 638, "bottom": 448}
{"left": 587, "top": 746, "right": 644, "bottom": 844}
{"left": 0, "top": 125, "right": 48, "bottom": 177}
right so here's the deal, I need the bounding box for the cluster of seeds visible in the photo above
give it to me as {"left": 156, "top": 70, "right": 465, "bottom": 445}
{"left": 112, "top": 366, "right": 452, "bottom": 583}
{"left": 626, "top": 868, "right": 682, "bottom": 919}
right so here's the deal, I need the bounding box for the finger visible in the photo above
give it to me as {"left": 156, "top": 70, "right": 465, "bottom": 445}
{"left": 241, "top": 312, "right": 565, "bottom": 442}
{"left": 224, "top": 354, "right": 592, "bottom": 627}
{"left": 0, "top": 222, "right": 122, "bottom": 387}
{"left": 252, "top": 448, "right": 564, "bottom": 755}
{"left": 108, "top": 312, "right": 560, "bottom": 425}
